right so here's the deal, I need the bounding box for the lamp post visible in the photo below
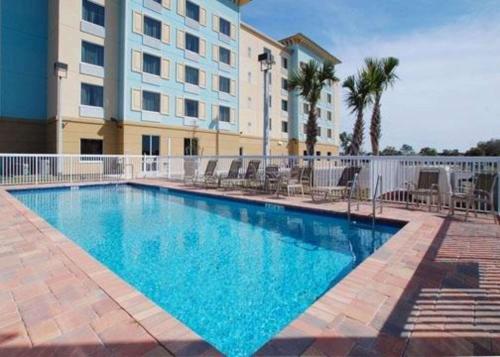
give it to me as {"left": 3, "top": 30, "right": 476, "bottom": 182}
{"left": 54, "top": 62, "right": 68, "bottom": 175}
{"left": 258, "top": 52, "right": 275, "bottom": 160}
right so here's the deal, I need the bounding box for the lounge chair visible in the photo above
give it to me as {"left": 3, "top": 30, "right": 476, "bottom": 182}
{"left": 262, "top": 165, "right": 281, "bottom": 194}
{"left": 218, "top": 159, "right": 243, "bottom": 189}
{"left": 193, "top": 160, "right": 218, "bottom": 187}
{"left": 311, "top": 166, "right": 362, "bottom": 202}
{"left": 183, "top": 159, "right": 198, "bottom": 185}
{"left": 451, "top": 172, "right": 498, "bottom": 223}
{"left": 279, "top": 166, "right": 305, "bottom": 196}
{"left": 406, "top": 168, "right": 441, "bottom": 211}
{"left": 239, "top": 160, "right": 261, "bottom": 189}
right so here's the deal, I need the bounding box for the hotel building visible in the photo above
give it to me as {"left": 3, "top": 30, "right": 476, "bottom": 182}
{"left": 0, "top": 0, "right": 341, "bottom": 156}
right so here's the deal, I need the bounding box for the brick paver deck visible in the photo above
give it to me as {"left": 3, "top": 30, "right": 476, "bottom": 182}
{"left": 1, "top": 180, "right": 499, "bottom": 356}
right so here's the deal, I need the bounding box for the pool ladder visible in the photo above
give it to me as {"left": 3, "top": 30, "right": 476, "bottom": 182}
{"left": 347, "top": 173, "right": 361, "bottom": 222}
{"left": 372, "top": 174, "right": 383, "bottom": 225}
{"left": 347, "top": 174, "right": 383, "bottom": 225}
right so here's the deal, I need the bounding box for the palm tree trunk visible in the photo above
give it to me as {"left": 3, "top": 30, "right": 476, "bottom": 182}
{"left": 350, "top": 109, "right": 364, "bottom": 155}
{"left": 370, "top": 94, "right": 381, "bottom": 155}
{"left": 306, "top": 105, "right": 318, "bottom": 156}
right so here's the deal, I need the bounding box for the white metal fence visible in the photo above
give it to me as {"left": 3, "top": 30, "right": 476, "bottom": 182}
{"left": 1, "top": 154, "right": 499, "bottom": 214}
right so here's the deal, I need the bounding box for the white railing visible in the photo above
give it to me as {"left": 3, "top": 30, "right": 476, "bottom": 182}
{"left": 1, "top": 154, "right": 499, "bottom": 215}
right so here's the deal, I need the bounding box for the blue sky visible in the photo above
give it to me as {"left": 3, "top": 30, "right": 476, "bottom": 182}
{"left": 242, "top": 0, "right": 500, "bottom": 151}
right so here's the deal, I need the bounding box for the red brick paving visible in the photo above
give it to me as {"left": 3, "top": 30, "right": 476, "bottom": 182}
{"left": 1, "top": 180, "right": 499, "bottom": 356}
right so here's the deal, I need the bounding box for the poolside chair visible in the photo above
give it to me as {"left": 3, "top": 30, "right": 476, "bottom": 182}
{"left": 183, "top": 159, "right": 198, "bottom": 185}
{"left": 451, "top": 172, "right": 498, "bottom": 223}
{"left": 219, "top": 159, "right": 244, "bottom": 189}
{"left": 301, "top": 167, "right": 313, "bottom": 193}
{"left": 238, "top": 160, "right": 261, "bottom": 189}
{"left": 279, "top": 166, "right": 305, "bottom": 196}
{"left": 406, "top": 168, "right": 441, "bottom": 211}
{"left": 193, "top": 160, "right": 218, "bottom": 187}
{"left": 262, "top": 165, "right": 281, "bottom": 194}
{"left": 311, "top": 166, "right": 362, "bottom": 202}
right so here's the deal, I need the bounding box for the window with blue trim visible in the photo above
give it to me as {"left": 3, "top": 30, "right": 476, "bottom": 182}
{"left": 186, "top": 1, "right": 200, "bottom": 22}
{"left": 81, "top": 83, "right": 103, "bottom": 107}
{"left": 144, "top": 16, "right": 161, "bottom": 40}
{"left": 142, "top": 91, "right": 160, "bottom": 112}
{"left": 219, "top": 106, "right": 230, "bottom": 122}
{"left": 219, "top": 46, "right": 230, "bottom": 65}
{"left": 219, "top": 76, "right": 230, "bottom": 93}
{"left": 143, "top": 53, "right": 161, "bottom": 75}
{"left": 219, "top": 17, "right": 231, "bottom": 37}
{"left": 185, "top": 66, "right": 199, "bottom": 85}
{"left": 81, "top": 41, "right": 104, "bottom": 66}
{"left": 185, "top": 33, "right": 199, "bottom": 53}
{"left": 185, "top": 99, "right": 199, "bottom": 118}
{"left": 82, "top": 0, "right": 105, "bottom": 27}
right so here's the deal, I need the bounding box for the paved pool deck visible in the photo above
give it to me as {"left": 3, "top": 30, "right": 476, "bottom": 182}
{"left": 0, "top": 180, "right": 499, "bottom": 356}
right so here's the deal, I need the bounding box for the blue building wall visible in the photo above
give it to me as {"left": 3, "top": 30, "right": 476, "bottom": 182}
{"left": 0, "top": 0, "right": 48, "bottom": 120}
{"left": 122, "top": 0, "right": 240, "bottom": 134}
{"left": 288, "top": 44, "right": 336, "bottom": 148}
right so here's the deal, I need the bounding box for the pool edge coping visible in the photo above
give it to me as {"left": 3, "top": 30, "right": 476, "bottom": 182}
{"left": 1, "top": 180, "right": 445, "bottom": 356}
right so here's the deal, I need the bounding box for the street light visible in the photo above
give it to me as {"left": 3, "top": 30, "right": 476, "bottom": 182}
{"left": 54, "top": 62, "right": 68, "bottom": 175}
{"left": 258, "top": 51, "right": 275, "bottom": 159}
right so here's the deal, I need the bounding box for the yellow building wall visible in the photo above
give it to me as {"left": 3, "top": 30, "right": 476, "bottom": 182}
{"left": 239, "top": 24, "right": 291, "bottom": 150}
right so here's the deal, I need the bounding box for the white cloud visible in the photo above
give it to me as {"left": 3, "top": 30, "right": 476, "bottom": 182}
{"left": 336, "top": 16, "right": 500, "bottom": 152}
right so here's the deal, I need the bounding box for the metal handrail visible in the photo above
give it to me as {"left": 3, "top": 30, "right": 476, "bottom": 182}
{"left": 347, "top": 173, "right": 360, "bottom": 222}
{"left": 372, "top": 174, "right": 383, "bottom": 224}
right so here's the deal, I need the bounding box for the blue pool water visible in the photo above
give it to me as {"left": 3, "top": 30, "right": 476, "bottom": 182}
{"left": 12, "top": 184, "right": 401, "bottom": 356}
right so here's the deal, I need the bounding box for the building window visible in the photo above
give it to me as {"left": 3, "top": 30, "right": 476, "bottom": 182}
{"left": 281, "top": 121, "right": 288, "bottom": 133}
{"left": 247, "top": 47, "right": 252, "bottom": 58}
{"left": 142, "top": 135, "right": 160, "bottom": 155}
{"left": 303, "top": 150, "right": 308, "bottom": 156}
{"left": 247, "top": 97, "right": 252, "bottom": 109}
{"left": 269, "top": 118, "right": 272, "bottom": 130}
{"left": 281, "top": 78, "right": 288, "bottom": 91}
{"left": 219, "top": 106, "right": 230, "bottom": 122}
{"left": 219, "top": 46, "right": 231, "bottom": 65}
{"left": 185, "top": 0, "right": 200, "bottom": 22}
{"left": 82, "top": 0, "right": 105, "bottom": 27}
{"left": 282, "top": 57, "right": 288, "bottom": 69}
{"left": 327, "top": 152, "right": 332, "bottom": 156}
{"left": 184, "top": 138, "right": 198, "bottom": 156}
{"left": 219, "top": 17, "right": 231, "bottom": 37}
{"left": 247, "top": 72, "right": 252, "bottom": 83}
{"left": 81, "top": 41, "right": 104, "bottom": 67}
{"left": 327, "top": 93, "right": 332, "bottom": 104}
{"left": 143, "top": 53, "right": 161, "bottom": 75}
{"left": 317, "top": 108, "right": 322, "bottom": 118}
{"left": 318, "top": 127, "right": 322, "bottom": 137}
{"left": 81, "top": 83, "right": 103, "bottom": 107}
{"left": 303, "top": 103, "right": 309, "bottom": 114}
{"left": 327, "top": 128, "right": 332, "bottom": 138}
{"left": 239, "top": 147, "right": 243, "bottom": 156}
{"left": 185, "top": 33, "right": 200, "bottom": 53}
{"left": 219, "top": 76, "right": 231, "bottom": 93}
{"left": 185, "top": 99, "right": 199, "bottom": 118}
{"left": 144, "top": 16, "right": 161, "bottom": 40}
{"left": 303, "top": 124, "right": 307, "bottom": 134}
{"left": 316, "top": 151, "right": 321, "bottom": 156}
{"left": 269, "top": 96, "right": 272, "bottom": 108}
{"left": 281, "top": 100, "right": 288, "bottom": 112}
{"left": 185, "top": 66, "right": 199, "bottom": 85}
{"left": 80, "top": 139, "right": 103, "bottom": 157}
{"left": 142, "top": 91, "right": 160, "bottom": 112}
{"left": 327, "top": 111, "right": 332, "bottom": 121}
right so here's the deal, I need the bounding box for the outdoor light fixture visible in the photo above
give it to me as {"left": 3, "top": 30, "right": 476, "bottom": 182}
{"left": 258, "top": 52, "right": 275, "bottom": 158}
{"left": 54, "top": 62, "right": 68, "bottom": 175}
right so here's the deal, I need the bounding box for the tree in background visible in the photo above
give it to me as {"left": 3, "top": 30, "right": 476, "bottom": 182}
{"left": 339, "top": 132, "right": 353, "bottom": 155}
{"left": 419, "top": 147, "right": 438, "bottom": 156}
{"left": 289, "top": 60, "right": 338, "bottom": 155}
{"left": 465, "top": 139, "right": 500, "bottom": 156}
{"left": 440, "top": 149, "right": 461, "bottom": 156}
{"left": 342, "top": 72, "right": 371, "bottom": 155}
{"left": 381, "top": 146, "right": 401, "bottom": 156}
{"left": 400, "top": 144, "right": 415, "bottom": 156}
{"left": 364, "top": 57, "right": 400, "bottom": 155}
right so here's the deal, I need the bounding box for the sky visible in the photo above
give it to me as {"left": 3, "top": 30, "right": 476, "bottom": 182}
{"left": 242, "top": 0, "right": 500, "bottom": 152}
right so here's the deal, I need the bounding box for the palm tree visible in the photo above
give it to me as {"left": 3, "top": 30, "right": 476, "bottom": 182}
{"left": 364, "top": 57, "right": 399, "bottom": 155}
{"left": 342, "top": 72, "right": 371, "bottom": 155}
{"left": 288, "top": 60, "right": 338, "bottom": 156}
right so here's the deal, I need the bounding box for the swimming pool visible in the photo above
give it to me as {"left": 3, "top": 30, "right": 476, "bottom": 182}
{"left": 12, "top": 184, "right": 401, "bottom": 356}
